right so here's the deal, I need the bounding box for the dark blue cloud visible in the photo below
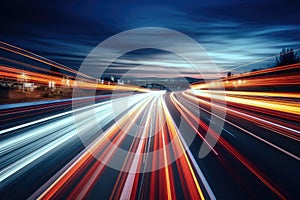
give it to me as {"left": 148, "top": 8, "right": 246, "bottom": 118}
{"left": 0, "top": 0, "right": 299, "bottom": 76}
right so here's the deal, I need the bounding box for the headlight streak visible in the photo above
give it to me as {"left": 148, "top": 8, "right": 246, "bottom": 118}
{"left": 161, "top": 94, "right": 215, "bottom": 200}
{"left": 36, "top": 94, "right": 156, "bottom": 199}
{"left": 191, "top": 63, "right": 300, "bottom": 90}
{"left": 0, "top": 95, "right": 118, "bottom": 132}
{"left": 1, "top": 87, "right": 299, "bottom": 198}
{"left": 76, "top": 95, "right": 157, "bottom": 200}
{"left": 170, "top": 93, "right": 287, "bottom": 199}
{"left": 0, "top": 66, "right": 149, "bottom": 92}
{"left": 15, "top": 91, "right": 219, "bottom": 200}
{"left": 188, "top": 90, "right": 300, "bottom": 140}
{"left": 161, "top": 95, "right": 207, "bottom": 200}
{"left": 118, "top": 96, "right": 158, "bottom": 200}
{"left": 192, "top": 90, "right": 300, "bottom": 116}
{"left": 169, "top": 93, "right": 219, "bottom": 156}
{"left": 182, "top": 91, "right": 300, "bottom": 161}
{"left": 0, "top": 41, "right": 91, "bottom": 79}
{"left": 0, "top": 41, "right": 300, "bottom": 200}
{"left": 0, "top": 93, "right": 153, "bottom": 189}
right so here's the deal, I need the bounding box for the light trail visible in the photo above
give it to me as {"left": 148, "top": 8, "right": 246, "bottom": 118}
{"left": 1, "top": 88, "right": 299, "bottom": 199}
{"left": 191, "top": 63, "right": 300, "bottom": 90}
{"left": 1, "top": 83, "right": 299, "bottom": 199}
{"left": 186, "top": 90, "right": 300, "bottom": 140}
{"left": 0, "top": 42, "right": 149, "bottom": 94}
{"left": 182, "top": 91, "right": 300, "bottom": 158}
{"left": 0, "top": 41, "right": 90, "bottom": 79}
{"left": 0, "top": 65, "right": 148, "bottom": 92}
{"left": 170, "top": 93, "right": 289, "bottom": 199}
{"left": 0, "top": 42, "right": 299, "bottom": 199}
{"left": 0, "top": 93, "right": 152, "bottom": 186}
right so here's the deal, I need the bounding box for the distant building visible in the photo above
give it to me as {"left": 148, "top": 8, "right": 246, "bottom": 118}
{"left": 62, "top": 76, "right": 70, "bottom": 87}
{"left": 49, "top": 81, "right": 55, "bottom": 88}
{"left": 17, "top": 73, "right": 34, "bottom": 92}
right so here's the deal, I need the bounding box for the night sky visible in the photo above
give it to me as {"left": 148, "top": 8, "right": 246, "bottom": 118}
{"left": 1, "top": 0, "right": 300, "bottom": 78}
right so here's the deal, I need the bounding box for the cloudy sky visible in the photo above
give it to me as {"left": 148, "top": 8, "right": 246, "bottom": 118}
{"left": 1, "top": 0, "right": 300, "bottom": 78}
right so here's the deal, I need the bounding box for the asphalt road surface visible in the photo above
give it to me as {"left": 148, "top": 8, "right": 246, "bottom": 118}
{"left": 0, "top": 90, "right": 299, "bottom": 199}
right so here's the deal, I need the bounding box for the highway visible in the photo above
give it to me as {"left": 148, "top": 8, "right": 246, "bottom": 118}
{"left": 0, "top": 90, "right": 299, "bottom": 199}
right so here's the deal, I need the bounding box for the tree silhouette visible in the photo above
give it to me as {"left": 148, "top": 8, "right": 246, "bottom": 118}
{"left": 275, "top": 48, "right": 300, "bottom": 67}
